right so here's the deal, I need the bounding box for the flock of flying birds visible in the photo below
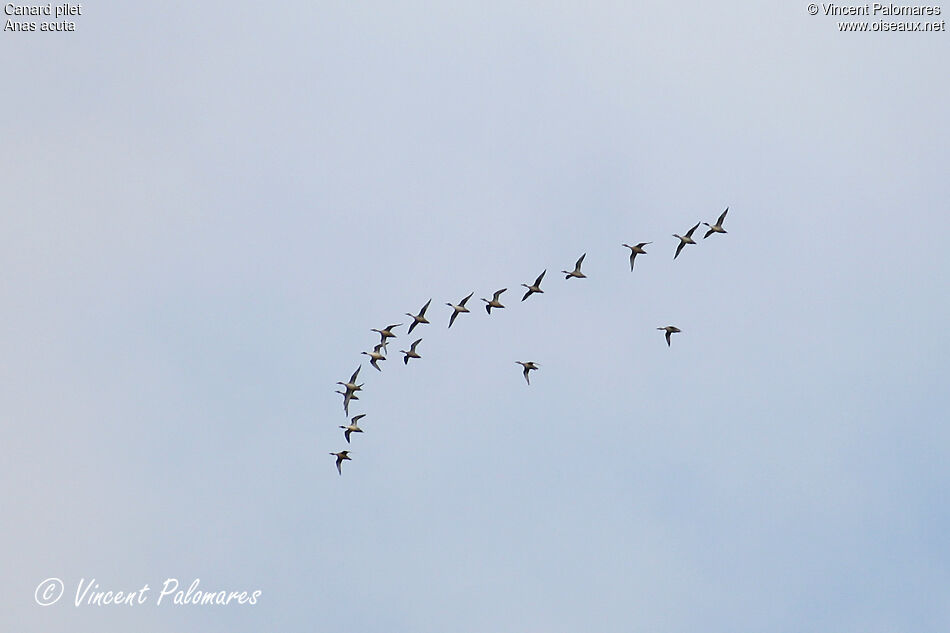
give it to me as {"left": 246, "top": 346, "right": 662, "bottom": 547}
{"left": 330, "top": 208, "right": 730, "bottom": 475}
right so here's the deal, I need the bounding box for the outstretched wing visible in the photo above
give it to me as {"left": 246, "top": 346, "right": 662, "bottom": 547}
{"left": 674, "top": 240, "right": 685, "bottom": 259}
{"left": 717, "top": 207, "right": 728, "bottom": 226}
{"left": 684, "top": 221, "right": 700, "bottom": 239}
{"left": 534, "top": 269, "right": 546, "bottom": 285}
{"left": 460, "top": 291, "right": 474, "bottom": 307}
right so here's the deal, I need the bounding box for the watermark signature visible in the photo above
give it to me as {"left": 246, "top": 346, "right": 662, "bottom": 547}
{"left": 806, "top": 3, "right": 947, "bottom": 31}
{"left": 34, "top": 577, "right": 262, "bottom": 607}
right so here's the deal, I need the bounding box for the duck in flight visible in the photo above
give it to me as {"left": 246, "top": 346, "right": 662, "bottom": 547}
{"left": 673, "top": 222, "right": 701, "bottom": 259}
{"left": 400, "top": 338, "right": 422, "bottom": 364}
{"left": 657, "top": 325, "right": 681, "bottom": 347}
{"left": 562, "top": 253, "right": 587, "bottom": 279}
{"left": 516, "top": 361, "right": 540, "bottom": 385}
{"left": 335, "top": 366, "right": 363, "bottom": 415}
{"left": 521, "top": 270, "right": 546, "bottom": 301}
{"left": 361, "top": 343, "right": 386, "bottom": 371}
{"left": 481, "top": 288, "right": 507, "bottom": 314}
{"left": 371, "top": 323, "right": 401, "bottom": 353}
{"left": 330, "top": 450, "right": 351, "bottom": 475}
{"left": 703, "top": 207, "right": 728, "bottom": 239}
{"left": 446, "top": 292, "right": 474, "bottom": 328}
{"left": 405, "top": 299, "right": 432, "bottom": 334}
{"left": 622, "top": 242, "right": 651, "bottom": 271}
{"left": 339, "top": 414, "right": 365, "bottom": 444}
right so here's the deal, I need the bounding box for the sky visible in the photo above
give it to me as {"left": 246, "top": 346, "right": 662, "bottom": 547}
{"left": 2, "top": 2, "right": 949, "bottom": 632}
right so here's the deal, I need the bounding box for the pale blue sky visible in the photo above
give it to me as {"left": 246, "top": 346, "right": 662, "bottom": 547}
{"left": 2, "top": 2, "right": 949, "bottom": 632}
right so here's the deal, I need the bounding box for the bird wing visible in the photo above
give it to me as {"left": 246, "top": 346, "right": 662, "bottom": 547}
{"left": 674, "top": 241, "right": 685, "bottom": 259}
{"left": 717, "top": 207, "right": 728, "bottom": 225}
{"left": 665, "top": 330, "right": 672, "bottom": 346}
{"left": 335, "top": 456, "right": 343, "bottom": 474}
{"left": 535, "top": 270, "right": 546, "bottom": 285}
{"left": 576, "top": 253, "right": 586, "bottom": 270}
{"left": 704, "top": 227, "right": 714, "bottom": 239}
{"left": 410, "top": 338, "right": 421, "bottom": 351}
{"left": 521, "top": 288, "right": 532, "bottom": 301}
{"left": 629, "top": 251, "right": 637, "bottom": 271}
{"left": 523, "top": 366, "right": 531, "bottom": 384}
{"left": 494, "top": 288, "right": 506, "bottom": 300}
{"left": 352, "top": 414, "right": 366, "bottom": 423}
{"left": 344, "top": 429, "right": 352, "bottom": 443}
{"left": 460, "top": 291, "right": 474, "bottom": 307}
{"left": 349, "top": 366, "right": 361, "bottom": 383}
{"left": 684, "top": 221, "right": 700, "bottom": 238}
{"left": 419, "top": 299, "right": 432, "bottom": 316}
{"left": 448, "top": 310, "right": 459, "bottom": 328}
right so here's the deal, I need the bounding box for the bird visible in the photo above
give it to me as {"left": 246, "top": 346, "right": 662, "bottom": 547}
{"left": 446, "top": 292, "right": 474, "bottom": 328}
{"left": 371, "top": 323, "right": 402, "bottom": 352}
{"left": 622, "top": 242, "right": 652, "bottom": 271}
{"left": 521, "top": 270, "right": 546, "bottom": 301}
{"left": 400, "top": 338, "right": 422, "bottom": 364}
{"left": 335, "top": 366, "right": 364, "bottom": 415}
{"left": 657, "top": 325, "right": 681, "bottom": 347}
{"left": 334, "top": 389, "right": 359, "bottom": 402}
{"left": 339, "top": 414, "right": 365, "bottom": 444}
{"left": 673, "top": 222, "right": 701, "bottom": 259}
{"left": 330, "top": 450, "right": 351, "bottom": 475}
{"left": 481, "top": 288, "right": 507, "bottom": 314}
{"left": 703, "top": 207, "right": 728, "bottom": 238}
{"left": 561, "top": 253, "right": 587, "bottom": 279}
{"left": 405, "top": 299, "right": 432, "bottom": 334}
{"left": 516, "top": 361, "right": 540, "bottom": 385}
{"left": 361, "top": 343, "right": 386, "bottom": 371}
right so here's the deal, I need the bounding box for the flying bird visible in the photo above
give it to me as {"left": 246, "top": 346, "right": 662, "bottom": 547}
{"left": 361, "top": 343, "right": 386, "bottom": 371}
{"left": 703, "top": 207, "right": 729, "bottom": 238}
{"left": 521, "top": 270, "right": 546, "bottom": 301}
{"left": 334, "top": 389, "right": 359, "bottom": 402}
{"left": 371, "top": 323, "right": 402, "bottom": 352}
{"left": 339, "top": 414, "right": 365, "bottom": 444}
{"left": 673, "top": 222, "right": 701, "bottom": 259}
{"left": 446, "top": 292, "right": 474, "bottom": 328}
{"left": 335, "top": 366, "right": 364, "bottom": 415}
{"left": 622, "top": 242, "right": 651, "bottom": 271}
{"left": 657, "top": 325, "right": 681, "bottom": 347}
{"left": 405, "top": 299, "right": 432, "bottom": 334}
{"left": 400, "top": 338, "right": 423, "bottom": 364}
{"left": 330, "top": 450, "right": 351, "bottom": 475}
{"left": 516, "top": 361, "right": 540, "bottom": 385}
{"left": 561, "top": 253, "right": 587, "bottom": 279}
{"left": 481, "top": 288, "right": 507, "bottom": 314}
